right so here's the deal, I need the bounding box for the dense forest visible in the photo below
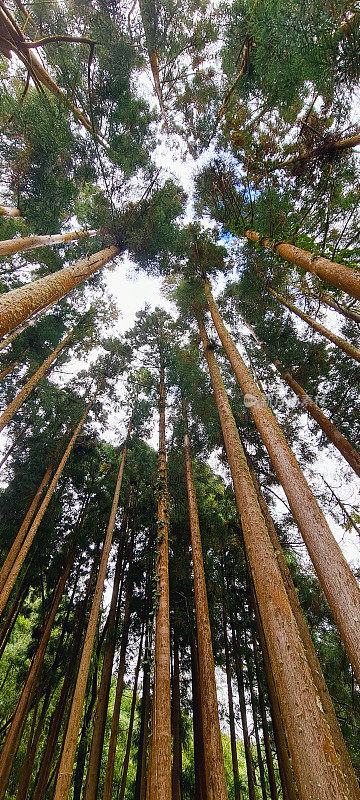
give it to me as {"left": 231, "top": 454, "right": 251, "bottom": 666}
{"left": 0, "top": 1, "right": 359, "bottom": 798}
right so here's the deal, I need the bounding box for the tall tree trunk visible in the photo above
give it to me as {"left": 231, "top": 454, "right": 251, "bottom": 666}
{"left": 196, "top": 312, "right": 358, "bottom": 800}
{"left": 0, "top": 466, "right": 52, "bottom": 593}
{"left": 245, "top": 630, "right": 268, "bottom": 800}
{"left": 146, "top": 343, "right": 171, "bottom": 800}
{"left": 118, "top": 628, "right": 145, "bottom": 800}
{"left": 0, "top": 229, "right": 97, "bottom": 258}
{"left": 53, "top": 436, "right": 128, "bottom": 800}
{"left": 243, "top": 229, "right": 360, "bottom": 301}
{"left": 138, "top": 0, "right": 168, "bottom": 127}
{"left": 0, "top": 322, "right": 31, "bottom": 352}
{"left": 221, "top": 565, "right": 241, "bottom": 800}
{"left": 269, "top": 288, "right": 360, "bottom": 363}
{"left": 0, "top": 204, "right": 20, "bottom": 217}
{"left": 83, "top": 437, "right": 134, "bottom": 800}
{"left": 204, "top": 283, "right": 360, "bottom": 686}
{"left": 301, "top": 287, "right": 360, "bottom": 325}
{"left": 0, "top": 386, "right": 99, "bottom": 616}
{"left": 134, "top": 617, "right": 152, "bottom": 800}
{"left": 182, "top": 401, "right": 228, "bottom": 800}
{"left": 0, "top": 360, "right": 19, "bottom": 381}
{"left": 0, "top": 246, "right": 120, "bottom": 338}
{"left": 0, "top": 564, "right": 30, "bottom": 660}
{"left": 32, "top": 551, "right": 98, "bottom": 800}
{"left": 0, "top": 331, "right": 73, "bottom": 434}
{"left": 72, "top": 631, "right": 103, "bottom": 800}
{"left": 250, "top": 626, "right": 279, "bottom": 800}
{"left": 0, "top": 543, "right": 75, "bottom": 799}
{"left": 0, "top": 427, "right": 26, "bottom": 469}
{"left": 171, "top": 630, "right": 182, "bottom": 800}
{"left": 190, "top": 636, "right": 207, "bottom": 800}
{"left": 229, "top": 616, "right": 256, "bottom": 800}
{"left": 246, "top": 453, "right": 360, "bottom": 800}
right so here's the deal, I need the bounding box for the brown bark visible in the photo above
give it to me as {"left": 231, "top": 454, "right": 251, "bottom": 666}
{"left": 190, "top": 636, "right": 208, "bottom": 800}
{"left": 0, "top": 465, "right": 52, "bottom": 593}
{"left": 53, "top": 439, "right": 128, "bottom": 800}
{"left": 146, "top": 344, "right": 171, "bottom": 800}
{"left": 197, "top": 313, "right": 357, "bottom": 800}
{"left": 229, "top": 617, "right": 257, "bottom": 800}
{"left": 0, "top": 427, "right": 26, "bottom": 469}
{"left": 171, "top": 630, "right": 182, "bottom": 800}
{"left": 302, "top": 288, "right": 360, "bottom": 325}
{"left": 0, "top": 388, "right": 98, "bottom": 616}
{"left": 0, "top": 246, "right": 120, "bottom": 338}
{"left": 269, "top": 288, "right": 360, "bottom": 363}
{"left": 134, "top": 618, "right": 152, "bottom": 800}
{"left": 244, "top": 229, "right": 360, "bottom": 301}
{"left": 220, "top": 570, "right": 241, "bottom": 800}
{"left": 0, "top": 204, "right": 20, "bottom": 217}
{"left": 0, "top": 543, "right": 75, "bottom": 799}
{"left": 118, "top": 629, "right": 145, "bottom": 800}
{"left": 0, "top": 331, "right": 73, "bottom": 434}
{"left": 102, "top": 523, "right": 135, "bottom": 800}
{"left": 251, "top": 629, "right": 278, "bottom": 800}
{"left": 83, "top": 441, "right": 133, "bottom": 800}
{"left": 205, "top": 283, "right": 360, "bottom": 686}
{"left": 0, "top": 360, "right": 18, "bottom": 381}
{"left": 0, "top": 564, "right": 30, "bottom": 660}
{"left": 246, "top": 457, "right": 360, "bottom": 799}
{"left": 183, "top": 404, "right": 228, "bottom": 800}
{"left": 246, "top": 634, "right": 268, "bottom": 800}
{"left": 0, "top": 229, "right": 97, "bottom": 258}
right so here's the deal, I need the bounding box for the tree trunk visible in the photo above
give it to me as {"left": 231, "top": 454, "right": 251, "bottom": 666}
{"left": 0, "top": 331, "right": 73, "bottom": 434}
{"left": 251, "top": 627, "right": 279, "bottom": 800}
{"left": 229, "top": 616, "right": 256, "bottom": 800}
{"left": 0, "top": 427, "right": 26, "bottom": 469}
{"left": 0, "top": 229, "right": 97, "bottom": 258}
{"left": 196, "top": 312, "right": 358, "bottom": 800}
{"left": 171, "top": 630, "right": 182, "bottom": 800}
{"left": 118, "top": 629, "right": 145, "bottom": 800}
{"left": 0, "top": 246, "right": 120, "bottom": 338}
{"left": 0, "top": 465, "right": 52, "bottom": 593}
{"left": 0, "top": 360, "right": 19, "bottom": 381}
{"left": 0, "top": 543, "right": 75, "bottom": 799}
{"left": 182, "top": 402, "right": 228, "bottom": 800}
{"left": 245, "top": 632, "right": 268, "bottom": 800}
{"left": 102, "top": 519, "right": 136, "bottom": 800}
{"left": 138, "top": 0, "right": 168, "bottom": 127}
{"left": 246, "top": 455, "right": 360, "bottom": 800}
{"left": 244, "top": 229, "right": 360, "bottom": 301}
{"left": 53, "top": 436, "right": 128, "bottom": 800}
{"left": 83, "top": 440, "right": 134, "bottom": 800}
{"left": 0, "top": 564, "right": 30, "bottom": 660}
{"left": 221, "top": 567, "right": 241, "bottom": 800}
{"left": 204, "top": 283, "right": 360, "bottom": 686}
{"left": 269, "top": 288, "right": 360, "bottom": 363}
{"left": 0, "top": 204, "right": 20, "bottom": 217}
{"left": 134, "top": 618, "right": 152, "bottom": 800}
{"left": 302, "top": 288, "right": 360, "bottom": 325}
{"left": 190, "top": 636, "right": 207, "bottom": 800}
{"left": 0, "top": 387, "right": 99, "bottom": 616}
{"left": 146, "top": 344, "right": 171, "bottom": 800}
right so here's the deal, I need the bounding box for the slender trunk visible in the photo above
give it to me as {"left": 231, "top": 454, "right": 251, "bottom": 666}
{"left": 0, "top": 204, "right": 20, "bottom": 217}
{"left": 190, "top": 636, "right": 207, "bottom": 800}
{"left": 53, "top": 438, "right": 128, "bottom": 800}
{"left": 134, "top": 619, "right": 152, "bottom": 800}
{"left": 0, "top": 246, "right": 120, "bottom": 338}
{"left": 146, "top": 345, "right": 171, "bottom": 800}
{"left": 102, "top": 536, "right": 135, "bottom": 800}
{"left": 118, "top": 629, "right": 145, "bottom": 800}
{"left": 0, "top": 565, "right": 30, "bottom": 660}
{"left": 15, "top": 683, "right": 52, "bottom": 800}
{"left": 0, "top": 360, "right": 19, "bottom": 381}
{"left": 251, "top": 627, "right": 278, "bottom": 800}
{"left": 0, "top": 331, "right": 73, "bottom": 434}
{"left": 0, "top": 229, "right": 97, "bottom": 258}
{"left": 303, "top": 289, "right": 360, "bottom": 325}
{"left": 171, "top": 630, "right": 182, "bottom": 800}
{"left": 0, "top": 387, "right": 99, "bottom": 616}
{"left": 0, "top": 543, "right": 75, "bottom": 799}
{"left": 244, "top": 229, "right": 360, "bottom": 301}
{"left": 72, "top": 632, "right": 103, "bottom": 800}
{"left": 221, "top": 567, "right": 241, "bottom": 800}
{"left": 32, "top": 551, "right": 98, "bottom": 800}
{"left": 182, "top": 402, "right": 228, "bottom": 800}
{"left": 83, "top": 439, "right": 133, "bottom": 800}
{"left": 196, "top": 313, "right": 357, "bottom": 800}
{"left": 229, "top": 616, "right": 256, "bottom": 800}
{"left": 245, "top": 635, "right": 268, "bottom": 800}
{"left": 205, "top": 283, "right": 360, "bottom": 686}
{"left": 0, "top": 300, "right": 61, "bottom": 353}
{"left": 0, "top": 466, "right": 52, "bottom": 593}
{"left": 247, "top": 454, "right": 360, "bottom": 797}
{"left": 269, "top": 288, "right": 360, "bottom": 363}
{"left": 278, "top": 133, "right": 360, "bottom": 170}
{"left": 138, "top": 0, "right": 168, "bottom": 127}
{"left": 0, "top": 427, "right": 26, "bottom": 469}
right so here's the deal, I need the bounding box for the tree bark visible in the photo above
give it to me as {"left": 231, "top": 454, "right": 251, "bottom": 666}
{"left": 190, "top": 636, "right": 208, "bottom": 800}
{"left": 0, "top": 331, "right": 73, "bottom": 434}
{"left": 0, "top": 427, "right": 26, "bottom": 469}
{"left": 0, "top": 246, "right": 120, "bottom": 338}
{"left": 197, "top": 312, "right": 358, "bottom": 800}
{"left": 0, "top": 543, "right": 75, "bottom": 799}
{"left": 0, "top": 564, "right": 30, "bottom": 660}
{"left": 171, "top": 630, "right": 182, "bottom": 800}
{"left": 245, "top": 632, "right": 268, "bottom": 800}
{"left": 0, "top": 360, "right": 19, "bottom": 381}
{"left": 134, "top": 618, "right": 152, "bottom": 800}
{"left": 243, "top": 229, "right": 360, "bottom": 301}
{"left": 53, "top": 437, "right": 128, "bottom": 800}
{"left": 220, "top": 570, "right": 241, "bottom": 800}
{"left": 251, "top": 626, "right": 279, "bottom": 800}
{"left": 0, "top": 387, "right": 99, "bottom": 616}
{"left": 269, "top": 288, "right": 360, "bottom": 363}
{"left": 183, "top": 402, "right": 228, "bottom": 800}
{"left": 118, "top": 629, "right": 145, "bottom": 800}
{"left": 204, "top": 283, "right": 360, "bottom": 686}
{"left": 302, "top": 288, "right": 360, "bottom": 325}
{"left": 229, "top": 615, "right": 257, "bottom": 800}
{"left": 0, "top": 229, "right": 97, "bottom": 258}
